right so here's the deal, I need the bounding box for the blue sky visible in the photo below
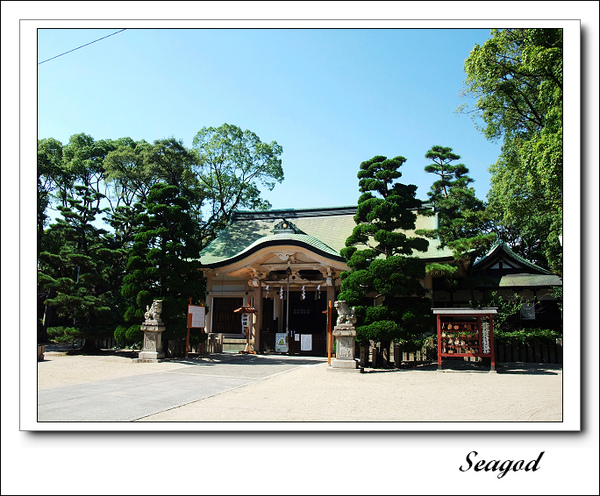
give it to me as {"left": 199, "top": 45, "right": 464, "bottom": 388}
{"left": 38, "top": 27, "right": 503, "bottom": 209}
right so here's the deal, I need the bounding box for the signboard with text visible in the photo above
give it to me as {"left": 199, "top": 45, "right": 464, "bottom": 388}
{"left": 187, "top": 305, "right": 205, "bottom": 328}
{"left": 241, "top": 313, "right": 250, "bottom": 328}
{"left": 300, "top": 334, "right": 312, "bottom": 352}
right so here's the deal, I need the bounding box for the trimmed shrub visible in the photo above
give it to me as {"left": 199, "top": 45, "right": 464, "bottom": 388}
{"left": 47, "top": 326, "right": 80, "bottom": 344}
{"left": 114, "top": 325, "right": 128, "bottom": 346}
{"left": 494, "top": 328, "right": 562, "bottom": 344}
{"left": 125, "top": 324, "right": 143, "bottom": 348}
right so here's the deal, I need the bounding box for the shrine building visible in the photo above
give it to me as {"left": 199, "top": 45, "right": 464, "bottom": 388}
{"left": 199, "top": 205, "right": 562, "bottom": 355}
{"left": 199, "top": 205, "right": 453, "bottom": 355}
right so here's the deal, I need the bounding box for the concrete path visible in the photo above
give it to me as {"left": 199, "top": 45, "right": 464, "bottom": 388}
{"left": 37, "top": 353, "right": 325, "bottom": 422}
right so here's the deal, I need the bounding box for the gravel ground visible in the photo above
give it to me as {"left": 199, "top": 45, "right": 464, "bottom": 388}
{"left": 143, "top": 362, "right": 563, "bottom": 422}
{"left": 38, "top": 351, "right": 563, "bottom": 422}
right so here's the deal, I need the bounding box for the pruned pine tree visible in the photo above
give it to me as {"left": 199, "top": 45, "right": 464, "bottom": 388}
{"left": 121, "top": 183, "right": 206, "bottom": 343}
{"left": 417, "top": 146, "right": 496, "bottom": 300}
{"left": 338, "top": 155, "right": 430, "bottom": 352}
{"left": 38, "top": 185, "right": 121, "bottom": 352}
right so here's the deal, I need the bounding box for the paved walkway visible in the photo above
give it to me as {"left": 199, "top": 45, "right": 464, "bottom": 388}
{"left": 37, "top": 352, "right": 563, "bottom": 423}
{"left": 38, "top": 353, "right": 325, "bottom": 422}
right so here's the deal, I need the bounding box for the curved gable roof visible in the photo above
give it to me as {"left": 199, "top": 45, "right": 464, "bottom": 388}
{"left": 472, "top": 241, "right": 554, "bottom": 274}
{"left": 203, "top": 232, "right": 345, "bottom": 268}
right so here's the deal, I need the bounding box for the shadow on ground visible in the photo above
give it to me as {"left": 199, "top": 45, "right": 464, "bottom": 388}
{"left": 163, "top": 353, "right": 326, "bottom": 368}
{"left": 360, "top": 361, "right": 562, "bottom": 375}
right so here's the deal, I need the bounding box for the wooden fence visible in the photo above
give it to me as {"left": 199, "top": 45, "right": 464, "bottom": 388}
{"left": 495, "top": 338, "right": 563, "bottom": 365}
{"left": 95, "top": 335, "right": 117, "bottom": 349}
{"left": 166, "top": 334, "right": 224, "bottom": 357}
{"left": 361, "top": 338, "right": 563, "bottom": 368}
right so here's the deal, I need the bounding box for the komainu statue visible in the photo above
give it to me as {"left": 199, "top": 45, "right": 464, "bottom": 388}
{"left": 334, "top": 300, "right": 357, "bottom": 326}
{"left": 144, "top": 300, "right": 163, "bottom": 323}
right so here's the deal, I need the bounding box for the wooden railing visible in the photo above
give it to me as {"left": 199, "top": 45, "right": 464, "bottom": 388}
{"left": 495, "top": 338, "right": 563, "bottom": 364}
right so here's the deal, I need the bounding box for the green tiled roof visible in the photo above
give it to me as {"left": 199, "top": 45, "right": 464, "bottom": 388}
{"left": 473, "top": 241, "right": 554, "bottom": 274}
{"left": 498, "top": 273, "right": 562, "bottom": 287}
{"left": 200, "top": 205, "right": 455, "bottom": 266}
{"left": 238, "top": 233, "right": 341, "bottom": 258}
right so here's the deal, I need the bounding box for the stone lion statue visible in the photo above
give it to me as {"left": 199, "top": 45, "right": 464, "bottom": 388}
{"left": 144, "top": 300, "right": 163, "bottom": 323}
{"left": 334, "top": 300, "right": 356, "bottom": 326}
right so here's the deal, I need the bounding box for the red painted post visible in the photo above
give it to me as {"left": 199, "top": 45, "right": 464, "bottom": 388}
{"left": 437, "top": 314, "right": 442, "bottom": 370}
{"left": 327, "top": 300, "right": 333, "bottom": 365}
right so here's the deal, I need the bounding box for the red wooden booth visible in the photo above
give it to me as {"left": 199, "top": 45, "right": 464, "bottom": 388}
{"left": 432, "top": 307, "right": 498, "bottom": 372}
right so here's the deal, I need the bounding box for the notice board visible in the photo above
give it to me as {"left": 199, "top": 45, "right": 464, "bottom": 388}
{"left": 188, "top": 305, "right": 205, "bottom": 328}
{"left": 275, "top": 333, "right": 288, "bottom": 353}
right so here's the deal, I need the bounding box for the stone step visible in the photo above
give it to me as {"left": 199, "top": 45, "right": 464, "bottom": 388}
{"left": 222, "top": 338, "right": 248, "bottom": 353}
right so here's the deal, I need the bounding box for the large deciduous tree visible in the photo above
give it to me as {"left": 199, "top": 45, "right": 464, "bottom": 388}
{"left": 191, "top": 123, "right": 284, "bottom": 243}
{"left": 338, "top": 155, "right": 430, "bottom": 351}
{"left": 460, "top": 28, "right": 562, "bottom": 273}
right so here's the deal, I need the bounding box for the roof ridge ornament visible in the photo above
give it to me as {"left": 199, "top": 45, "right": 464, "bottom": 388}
{"left": 272, "top": 218, "right": 304, "bottom": 234}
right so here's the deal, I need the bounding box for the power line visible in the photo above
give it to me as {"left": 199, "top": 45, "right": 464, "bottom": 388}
{"left": 38, "top": 29, "right": 127, "bottom": 65}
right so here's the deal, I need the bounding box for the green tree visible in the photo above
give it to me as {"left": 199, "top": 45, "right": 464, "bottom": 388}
{"left": 102, "top": 137, "right": 155, "bottom": 209}
{"left": 338, "top": 156, "right": 430, "bottom": 351}
{"left": 191, "top": 123, "right": 284, "bottom": 244}
{"left": 59, "top": 133, "right": 118, "bottom": 209}
{"left": 460, "top": 28, "right": 562, "bottom": 272}
{"left": 38, "top": 185, "right": 120, "bottom": 352}
{"left": 417, "top": 145, "right": 496, "bottom": 297}
{"left": 121, "top": 183, "right": 206, "bottom": 343}
{"left": 37, "top": 138, "right": 64, "bottom": 250}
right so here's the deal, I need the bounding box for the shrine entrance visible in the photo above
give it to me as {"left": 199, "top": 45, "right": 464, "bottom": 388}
{"left": 258, "top": 288, "right": 329, "bottom": 355}
{"left": 284, "top": 289, "right": 328, "bottom": 355}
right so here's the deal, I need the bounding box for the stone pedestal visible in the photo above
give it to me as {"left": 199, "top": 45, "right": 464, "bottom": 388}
{"left": 136, "top": 322, "right": 166, "bottom": 362}
{"left": 330, "top": 325, "right": 361, "bottom": 372}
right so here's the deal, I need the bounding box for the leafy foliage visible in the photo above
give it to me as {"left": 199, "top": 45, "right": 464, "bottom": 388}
{"left": 47, "top": 326, "right": 81, "bottom": 345}
{"left": 494, "top": 328, "right": 562, "bottom": 344}
{"left": 469, "top": 290, "right": 525, "bottom": 333}
{"left": 192, "top": 123, "right": 284, "bottom": 244}
{"left": 460, "top": 28, "right": 562, "bottom": 272}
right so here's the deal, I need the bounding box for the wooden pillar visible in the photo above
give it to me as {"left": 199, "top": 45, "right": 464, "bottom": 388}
{"left": 326, "top": 284, "right": 336, "bottom": 305}
{"left": 327, "top": 282, "right": 336, "bottom": 357}
{"left": 253, "top": 285, "right": 263, "bottom": 353}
